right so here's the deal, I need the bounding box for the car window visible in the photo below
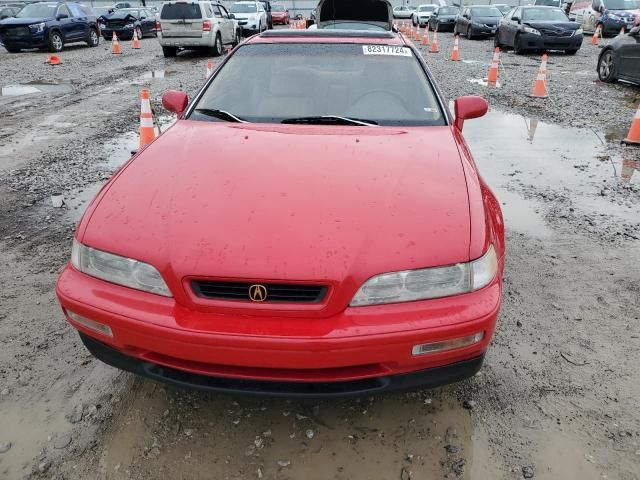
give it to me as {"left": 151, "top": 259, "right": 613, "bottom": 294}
{"left": 438, "top": 7, "right": 458, "bottom": 15}
{"left": 513, "top": 7, "right": 522, "bottom": 19}
{"left": 523, "top": 7, "right": 568, "bottom": 20}
{"left": 15, "top": 2, "right": 57, "bottom": 18}
{"left": 161, "top": 3, "right": 202, "bottom": 19}
{"left": 58, "top": 4, "right": 71, "bottom": 17}
{"left": 219, "top": 5, "right": 229, "bottom": 17}
{"left": 230, "top": 3, "right": 257, "bottom": 13}
{"left": 203, "top": 3, "right": 213, "bottom": 17}
{"left": 190, "top": 43, "right": 445, "bottom": 127}
{"left": 470, "top": 7, "right": 503, "bottom": 17}
{"left": 68, "top": 3, "right": 84, "bottom": 16}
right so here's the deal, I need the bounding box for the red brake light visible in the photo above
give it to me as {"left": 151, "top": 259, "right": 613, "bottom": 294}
{"left": 156, "top": 21, "right": 161, "bottom": 31}
{"left": 202, "top": 20, "right": 211, "bottom": 31}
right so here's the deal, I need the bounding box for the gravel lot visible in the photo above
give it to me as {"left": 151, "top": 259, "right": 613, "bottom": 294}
{"left": 0, "top": 29, "right": 639, "bottom": 480}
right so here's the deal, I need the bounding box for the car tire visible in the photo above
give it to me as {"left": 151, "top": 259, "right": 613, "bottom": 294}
{"left": 212, "top": 33, "right": 222, "bottom": 56}
{"left": 597, "top": 49, "right": 617, "bottom": 82}
{"left": 86, "top": 27, "right": 99, "bottom": 47}
{"left": 136, "top": 26, "right": 143, "bottom": 40}
{"left": 513, "top": 34, "right": 525, "bottom": 55}
{"left": 162, "top": 46, "right": 177, "bottom": 57}
{"left": 466, "top": 26, "right": 473, "bottom": 40}
{"left": 232, "top": 28, "right": 241, "bottom": 46}
{"left": 48, "top": 30, "right": 64, "bottom": 52}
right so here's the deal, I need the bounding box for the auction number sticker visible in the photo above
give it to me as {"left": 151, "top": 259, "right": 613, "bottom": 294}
{"left": 362, "top": 45, "right": 412, "bottom": 57}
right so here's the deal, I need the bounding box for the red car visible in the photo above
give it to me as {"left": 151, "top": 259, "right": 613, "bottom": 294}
{"left": 56, "top": 28, "right": 505, "bottom": 397}
{"left": 270, "top": 4, "right": 290, "bottom": 25}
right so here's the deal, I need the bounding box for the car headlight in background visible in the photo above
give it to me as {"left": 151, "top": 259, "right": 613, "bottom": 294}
{"left": 29, "top": 22, "right": 45, "bottom": 33}
{"left": 71, "top": 239, "right": 172, "bottom": 297}
{"left": 523, "top": 26, "right": 541, "bottom": 35}
{"left": 573, "top": 28, "right": 583, "bottom": 35}
{"left": 350, "top": 246, "right": 498, "bottom": 307}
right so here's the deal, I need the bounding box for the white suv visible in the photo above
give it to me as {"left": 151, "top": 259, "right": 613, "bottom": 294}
{"left": 229, "top": 1, "right": 268, "bottom": 35}
{"left": 158, "top": 1, "right": 240, "bottom": 58}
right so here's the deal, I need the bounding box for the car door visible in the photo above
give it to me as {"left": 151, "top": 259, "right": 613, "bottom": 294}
{"left": 506, "top": 7, "right": 522, "bottom": 46}
{"left": 617, "top": 31, "right": 640, "bottom": 81}
{"left": 218, "top": 5, "right": 234, "bottom": 41}
{"left": 56, "top": 4, "right": 77, "bottom": 41}
{"left": 69, "top": 3, "right": 90, "bottom": 38}
{"left": 139, "top": 9, "right": 152, "bottom": 35}
{"left": 211, "top": 4, "right": 227, "bottom": 43}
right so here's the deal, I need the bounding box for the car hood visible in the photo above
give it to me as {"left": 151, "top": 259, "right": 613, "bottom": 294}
{"left": 82, "top": 121, "right": 471, "bottom": 298}
{"left": 524, "top": 20, "right": 579, "bottom": 30}
{"left": 472, "top": 16, "right": 500, "bottom": 24}
{"left": 0, "top": 16, "right": 52, "bottom": 25}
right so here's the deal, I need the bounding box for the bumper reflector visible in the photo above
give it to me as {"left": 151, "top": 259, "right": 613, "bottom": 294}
{"left": 412, "top": 332, "right": 484, "bottom": 356}
{"left": 66, "top": 310, "right": 113, "bottom": 337}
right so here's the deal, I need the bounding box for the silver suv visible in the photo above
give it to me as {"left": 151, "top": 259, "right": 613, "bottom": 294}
{"left": 158, "top": 1, "right": 240, "bottom": 57}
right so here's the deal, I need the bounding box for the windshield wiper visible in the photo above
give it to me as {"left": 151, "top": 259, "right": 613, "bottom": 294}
{"left": 281, "top": 115, "right": 378, "bottom": 126}
{"left": 193, "top": 109, "right": 247, "bottom": 123}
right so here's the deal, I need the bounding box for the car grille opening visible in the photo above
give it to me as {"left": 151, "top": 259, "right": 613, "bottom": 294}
{"left": 192, "top": 280, "right": 327, "bottom": 304}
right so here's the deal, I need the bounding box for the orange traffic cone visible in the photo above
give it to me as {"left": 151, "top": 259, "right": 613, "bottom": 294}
{"left": 206, "top": 59, "right": 214, "bottom": 78}
{"left": 422, "top": 27, "right": 430, "bottom": 46}
{"left": 623, "top": 103, "right": 640, "bottom": 145}
{"left": 430, "top": 30, "right": 439, "bottom": 53}
{"left": 111, "top": 32, "right": 122, "bottom": 55}
{"left": 415, "top": 25, "right": 421, "bottom": 41}
{"left": 132, "top": 28, "right": 140, "bottom": 49}
{"left": 620, "top": 157, "right": 637, "bottom": 183}
{"left": 487, "top": 47, "right": 500, "bottom": 85}
{"left": 529, "top": 53, "right": 549, "bottom": 98}
{"left": 45, "top": 55, "right": 61, "bottom": 65}
{"left": 139, "top": 88, "right": 156, "bottom": 149}
{"left": 451, "top": 34, "right": 460, "bottom": 61}
{"left": 618, "top": 26, "right": 625, "bottom": 36}
{"left": 591, "top": 25, "right": 601, "bottom": 45}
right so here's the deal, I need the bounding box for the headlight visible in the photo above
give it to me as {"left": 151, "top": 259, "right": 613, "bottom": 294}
{"left": 609, "top": 14, "right": 621, "bottom": 21}
{"left": 71, "top": 239, "right": 172, "bottom": 297}
{"left": 29, "top": 22, "right": 45, "bottom": 33}
{"left": 124, "top": 23, "right": 134, "bottom": 29}
{"left": 573, "top": 28, "right": 583, "bottom": 35}
{"left": 523, "top": 26, "right": 541, "bottom": 35}
{"left": 350, "top": 245, "right": 498, "bottom": 307}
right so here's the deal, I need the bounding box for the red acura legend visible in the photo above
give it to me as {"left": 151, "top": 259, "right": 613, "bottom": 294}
{"left": 56, "top": 28, "right": 505, "bottom": 397}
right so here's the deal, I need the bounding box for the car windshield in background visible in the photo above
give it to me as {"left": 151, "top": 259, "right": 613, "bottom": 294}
{"left": 418, "top": 6, "right": 435, "bottom": 12}
{"left": 230, "top": 3, "right": 257, "bottom": 13}
{"left": 321, "top": 22, "right": 387, "bottom": 30}
{"left": 607, "top": 0, "right": 640, "bottom": 9}
{"left": 438, "top": 7, "right": 459, "bottom": 14}
{"left": 534, "top": 0, "right": 561, "bottom": 5}
{"left": 160, "top": 3, "right": 201, "bottom": 19}
{"left": 523, "top": 7, "right": 568, "bottom": 21}
{"left": 190, "top": 43, "right": 444, "bottom": 127}
{"left": 470, "top": 7, "right": 503, "bottom": 17}
{"left": 272, "top": 4, "right": 285, "bottom": 11}
{"left": 15, "top": 3, "right": 56, "bottom": 18}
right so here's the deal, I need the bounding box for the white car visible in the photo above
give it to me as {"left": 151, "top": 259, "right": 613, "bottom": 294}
{"left": 158, "top": 1, "right": 240, "bottom": 57}
{"left": 393, "top": 5, "right": 416, "bottom": 19}
{"left": 229, "top": 1, "right": 268, "bottom": 34}
{"left": 412, "top": 4, "right": 439, "bottom": 26}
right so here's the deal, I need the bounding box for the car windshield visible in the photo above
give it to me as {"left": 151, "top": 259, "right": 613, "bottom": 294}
{"left": 470, "top": 7, "right": 503, "bottom": 17}
{"left": 190, "top": 43, "right": 444, "bottom": 126}
{"left": 495, "top": 5, "right": 510, "bottom": 14}
{"left": 321, "top": 21, "right": 387, "bottom": 30}
{"left": 112, "top": 8, "right": 139, "bottom": 17}
{"left": 535, "top": 0, "right": 561, "bottom": 6}
{"left": 523, "top": 7, "right": 568, "bottom": 20}
{"left": 161, "top": 3, "right": 201, "bottom": 19}
{"left": 15, "top": 2, "right": 57, "bottom": 18}
{"left": 418, "top": 5, "right": 435, "bottom": 12}
{"left": 272, "top": 4, "right": 285, "bottom": 11}
{"left": 230, "top": 3, "right": 257, "bottom": 13}
{"left": 438, "top": 7, "right": 459, "bottom": 14}
{"left": 607, "top": 0, "right": 640, "bottom": 9}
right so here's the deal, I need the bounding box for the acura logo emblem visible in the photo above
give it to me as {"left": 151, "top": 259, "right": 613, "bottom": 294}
{"left": 248, "top": 284, "right": 268, "bottom": 302}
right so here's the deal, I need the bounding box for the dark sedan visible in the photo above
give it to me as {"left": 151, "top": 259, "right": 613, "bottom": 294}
{"left": 428, "top": 5, "right": 459, "bottom": 32}
{"left": 99, "top": 7, "right": 156, "bottom": 40}
{"left": 454, "top": 5, "right": 502, "bottom": 39}
{"left": 495, "top": 6, "right": 583, "bottom": 54}
{"left": 598, "top": 26, "right": 640, "bottom": 84}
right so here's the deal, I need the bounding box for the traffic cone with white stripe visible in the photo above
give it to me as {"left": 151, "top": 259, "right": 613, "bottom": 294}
{"left": 529, "top": 53, "right": 549, "bottom": 98}
{"left": 623, "top": 103, "right": 640, "bottom": 145}
{"left": 132, "top": 28, "right": 140, "bottom": 49}
{"left": 618, "top": 26, "right": 625, "bottom": 36}
{"left": 430, "top": 29, "right": 439, "bottom": 53}
{"left": 206, "top": 59, "right": 214, "bottom": 78}
{"left": 422, "top": 26, "right": 430, "bottom": 46}
{"left": 591, "top": 24, "right": 601, "bottom": 45}
{"left": 415, "top": 25, "right": 421, "bottom": 41}
{"left": 139, "top": 88, "right": 156, "bottom": 149}
{"left": 487, "top": 47, "right": 500, "bottom": 85}
{"left": 111, "top": 32, "right": 122, "bottom": 54}
{"left": 451, "top": 34, "right": 460, "bottom": 61}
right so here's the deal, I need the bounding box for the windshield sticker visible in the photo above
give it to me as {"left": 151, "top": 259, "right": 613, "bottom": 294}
{"left": 362, "top": 45, "right": 412, "bottom": 57}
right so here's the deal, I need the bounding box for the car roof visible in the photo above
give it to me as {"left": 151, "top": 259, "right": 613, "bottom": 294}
{"left": 248, "top": 28, "right": 406, "bottom": 46}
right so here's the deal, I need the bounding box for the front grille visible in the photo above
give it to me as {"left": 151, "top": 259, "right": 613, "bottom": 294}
{"left": 1, "top": 26, "right": 30, "bottom": 38}
{"left": 539, "top": 28, "right": 572, "bottom": 37}
{"left": 192, "top": 280, "right": 327, "bottom": 303}
{"left": 106, "top": 20, "right": 129, "bottom": 28}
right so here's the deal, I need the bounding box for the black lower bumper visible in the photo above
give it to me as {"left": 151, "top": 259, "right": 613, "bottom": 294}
{"left": 520, "top": 32, "right": 583, "bottom": 51}
{"left": 80, "top": 333, "right": 484, "bottom": 399}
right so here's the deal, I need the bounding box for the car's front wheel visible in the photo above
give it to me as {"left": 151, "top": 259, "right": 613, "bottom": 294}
{"left": 136, "top": 26, "right": 143, "bottom": 40}
{"left": 466, "top": 26, "right": 473, "bottom": 40}
{"left": 597, "top": 49, "right": 617, "bottom": 82}
{"left": 212, "top": 33, "right": 222, "bottom": 56}
{"left": 48, "top": 30, "right": 64, "bottom": 52}
{"left": 513, "top": 34, "right": 525, "bottom": 55}
{"left": 87, "top": 27, "right": 99, "bottom": 47}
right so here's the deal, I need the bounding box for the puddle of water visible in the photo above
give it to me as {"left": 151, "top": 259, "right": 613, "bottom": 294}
{"left": 1, "top": 85, "right": 42, "bottom": 96}
{"left": 494, "top": 188, "right": 552, "bottom": 238}
{"left": 0, "top": 81, "right": 72, "bottom": 97}
{"left": 142, "top": 70, "right": 175, "bottom": 79}
{"left": 467, "top": 78, "right": 502, "bottom": 88}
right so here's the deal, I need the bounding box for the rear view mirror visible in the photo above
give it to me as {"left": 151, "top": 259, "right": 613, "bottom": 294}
{"left": 162, "top": 90, "right": 189, "bottom": 116}
{"left": 454, "top": 96, "right": 488, "bottom": 131}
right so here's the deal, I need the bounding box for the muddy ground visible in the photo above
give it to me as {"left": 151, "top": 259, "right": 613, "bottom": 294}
{"left": 0, "top": 30, "right": 639, "bottom": 480}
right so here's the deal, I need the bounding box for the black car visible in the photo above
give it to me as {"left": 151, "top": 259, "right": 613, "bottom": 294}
{"left": 428, "top": 5, "right": 459, "bottom": 32}
{"left": 598, "top": 26, "right": 640, "bottom": 84}
{"left": 0, "top": 1, "right": 100, "bottom": 52}
{"left": 99, "top": 7, "right": 156, "bottom": 40}
{"left": 495, "top": 6, "right": 583, "bottom": 55}
{"left": 259, "top": 0, "right": 272, "bottom": 29}
{"left": 454, "top": 5, "right": 503, "bottom": 39}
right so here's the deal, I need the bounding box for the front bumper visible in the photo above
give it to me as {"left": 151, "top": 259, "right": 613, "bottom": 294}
{"left": 434, "top": 19, "right": 456, "bottom": 31}
{"left": 602, "top": 18, "right": 635, "bottom": 35}
{"left": 520, "top": 32, "right": 583, "bottom": 50}
{"left": 101, "top": 27, "right": 135, "bottom": 40}
{"left": 416, "top": 17, "right": 430, "bottom": 26}
{"left": 0, "top": 31, "right": 46, "bottom": 49}
{"left": 470, "top": 24, "right": 498, "bottom": 36}
{"left": 56, "top": 265, "right": 500, "bottom": 395}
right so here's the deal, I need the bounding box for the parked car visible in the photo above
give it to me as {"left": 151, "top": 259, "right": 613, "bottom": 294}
{"left": 157, "top": 1, "right": 240, "bottom": 57}
{"left": 258, "top": 0, "right": 272, "bottom": 29}
{"left": 270, "top": 3, "right": 289, "bottom": 25}
{"left": 492, "top": 4, "right": 513, "bottom": 15}
{"left": 315, "top": 0, "right": 394, "bottom": 30}
{"left": 454, "top": 5, "right": 503, "bottom": 39}
{"left": 99, "top": 8, "right": 157, "bottom": 40}
{"left": 392, "top": 5, "right": 415, "bottom": 19}
{"left": 411, "top": 4, "right": 438, "bottom": 26}
{"left": 0, "top": 1, "right": 99, "bottom": 52}
{"left": 570, "top": 0, "right": 640, "bottom": 36}
{"left": 495, "top": 5, "right": 583, "bottom": 54}
{"left": 229, "top": 1, "right": 267, "bottom": 35}
{"left": 427, "top": 5, "right": 459, "bottom": 31}
{"left": 111, "top": 2, "right": 131, "bottom": 9}
{"left": 598, "top": 26, "right": 640, "bottom": 83}
{"left": 55, "top": 26, "right": 505, "bottom": 398}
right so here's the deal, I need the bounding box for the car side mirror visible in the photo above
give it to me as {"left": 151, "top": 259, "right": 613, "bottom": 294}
{"left": 454, "top": 96, "right": 488, "bottom": 131}
{"left": 57, "top": 13, "right": 69, "bottom": 19}
{"left": 162, "top": 90, "right": 189, "bottom": 116}
{"left": 229, "top": 13, "right": 235, "bottom": 18}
